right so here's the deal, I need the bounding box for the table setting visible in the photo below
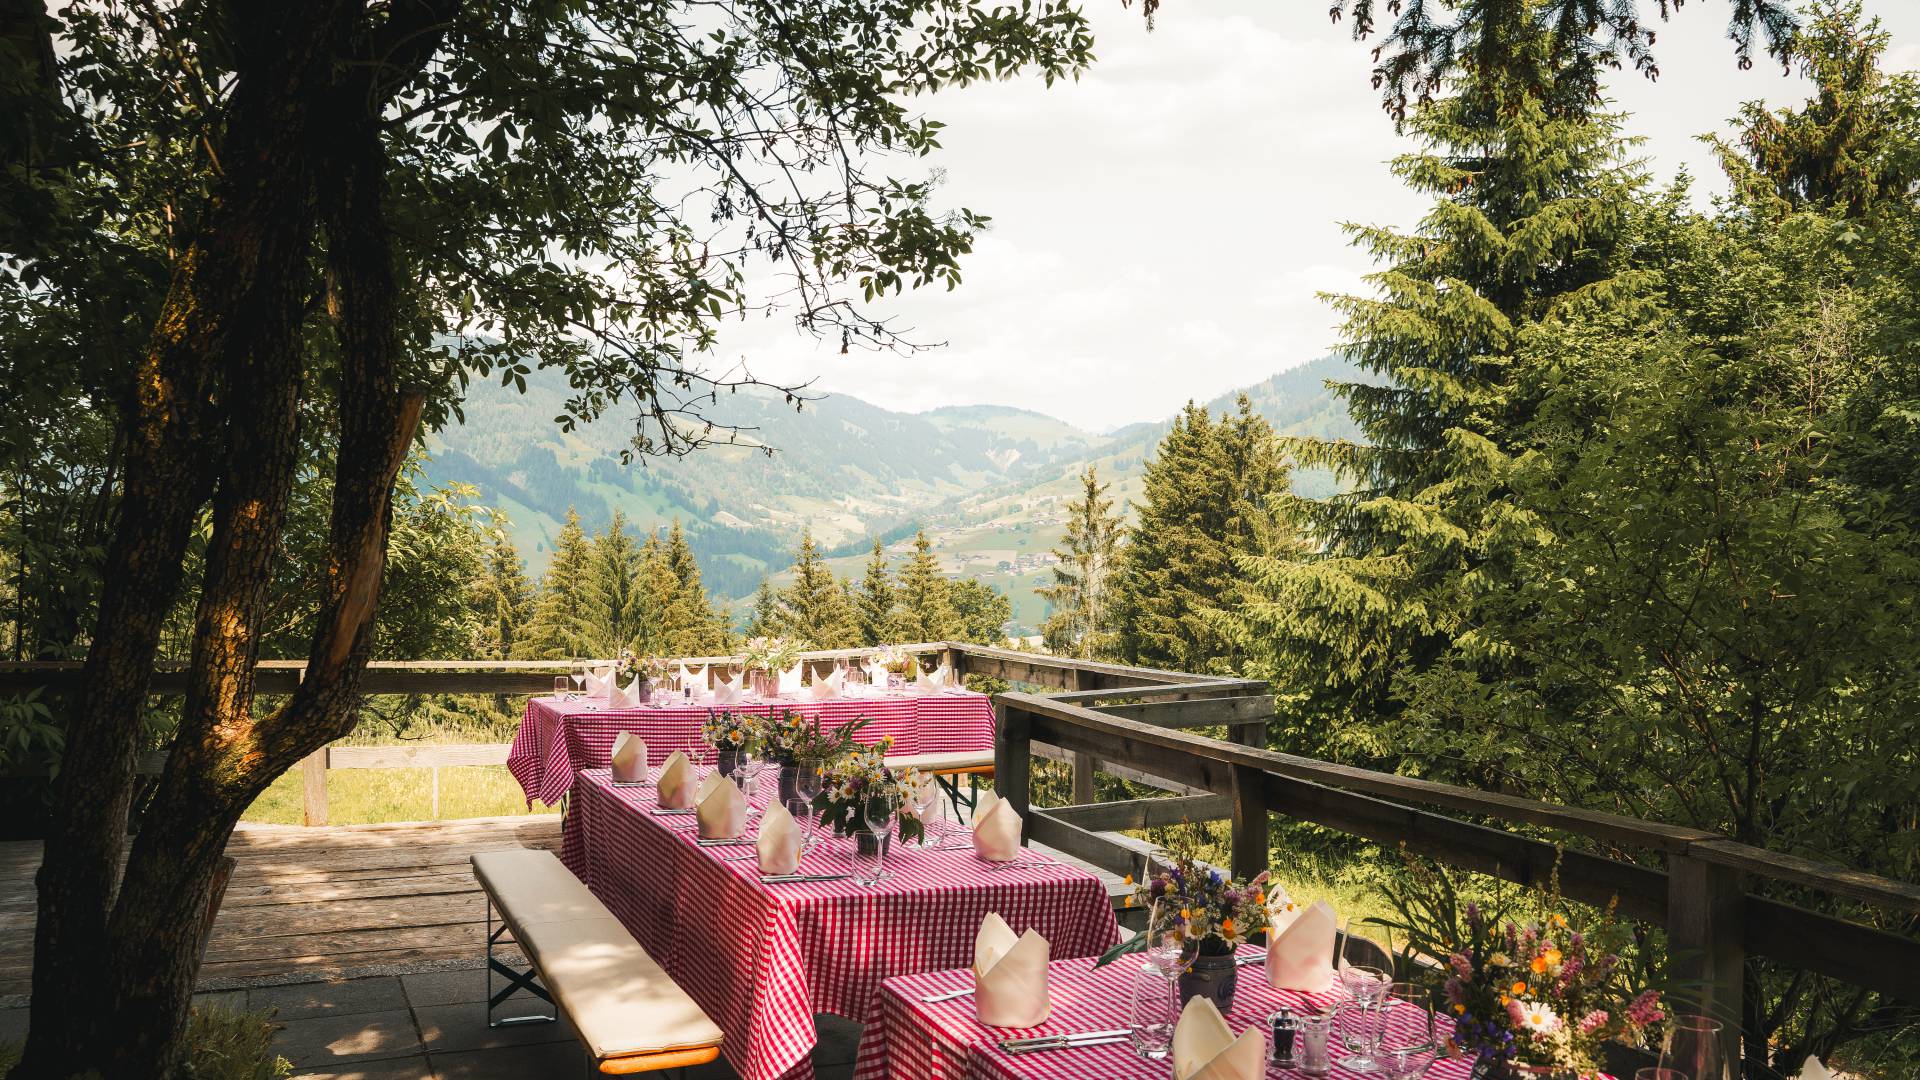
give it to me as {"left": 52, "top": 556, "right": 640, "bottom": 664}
{"left": 555, "top": 707, "right": 1118, "bottom": 1080}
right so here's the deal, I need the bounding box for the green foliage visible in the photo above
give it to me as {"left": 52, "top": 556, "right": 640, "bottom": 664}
{"left": 854, "top": 542, "right": 897, "bottom": 647}
{"left": 513, "top": 508, "right": 599, "bottom": 659}
{"left": 745, "top": 578, "right": 780, "bottom": 639}
{"left": 891, "top": 530, "right": 956, "bottom": 642}
{"left": 587, "top": 512, "right": 647, "bottom": 654}
{"left": 1114, "top": 397, "right": 1288, "bottom": 675}
{"left": 1039, "top": 467, "right": 1122, "bottom": 659}
{"left": 945, "top": 578, "right": 1011, "bottom": 646}
{"left": 471, "top": 531, "right": 534, "bottom": 661}
{"left": 0, "top": 1005, "right": 293, "bottom": 1079}
{"left": 777, "top": 528, "right": 857, "bottom": 649}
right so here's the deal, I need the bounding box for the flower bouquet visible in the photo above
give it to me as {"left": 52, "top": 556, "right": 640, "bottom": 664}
{"left": 702, "top": 711, "right": 758, "bottom": 776}
{"left": 869, "top": 644, "right": 910, "bottom": 673}
{"left": 742, "top": 636, "right": 804, "bottom": 696}
{"left": 614, "top": 649, "right": 665, "bottom": 701}
{"left": 1095, "top": 832, "right": 1270, "bottom": 1012}
{"left": 810, "top": 742, "right": 926, "bottom": 853}
{"left": 1413, "top": 888, "right": 1660, "bottom": 1080}
{"left": 757, "top": 709, "right": 871, "bottom": 804}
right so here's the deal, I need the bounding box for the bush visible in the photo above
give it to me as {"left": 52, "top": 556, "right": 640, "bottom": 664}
{"left": 0, "top": 1006, "right": 292, "bottom": 1079}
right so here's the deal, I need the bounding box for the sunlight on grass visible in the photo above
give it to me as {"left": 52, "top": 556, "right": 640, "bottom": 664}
{"left": 242, "top": 765, "right": 558, "bottom": 825}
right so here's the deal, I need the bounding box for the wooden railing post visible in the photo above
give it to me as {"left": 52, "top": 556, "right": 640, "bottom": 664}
{"left": 1067, "top": 667, "right": 1097, "bottom": 805}
{"left": 1229, "top": 763, "right": 1268, "bottom": 882}
{"left": 992, "top": 699, "right": 1031, "bottom": 840}
{"left": 1667, "top": 852, "right": 1745, "bottom": 1060}
{"left": 300, "top": 748, "right": 328, "bottom": 827}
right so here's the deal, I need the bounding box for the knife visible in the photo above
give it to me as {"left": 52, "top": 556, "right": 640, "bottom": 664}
{"left": 1000, "top": 1029, "right": 1130, "bottom": 1054}
{"left": 919, "top": 986, "right": 975, "bottom": 1004}
{"left": 696, "top": 838, "right": 750, "bottom": 847}
{"left": 760, "top": 873, "right": 851, "bottom": 884}
{"left": 651, "top": 807, "right": 696, "bottom": 815}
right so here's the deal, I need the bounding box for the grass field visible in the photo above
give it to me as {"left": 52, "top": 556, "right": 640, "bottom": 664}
{"left": 242, "top": 764, "right": 558, "bottom": 825}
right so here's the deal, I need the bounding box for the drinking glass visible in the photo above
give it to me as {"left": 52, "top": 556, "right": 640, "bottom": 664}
{"left": 850, "top": 827, "right": 887, "bottom": 886}
{"left": 1335, "top": 996, "right": 1388, "bottom": 1074}
{"left": 1339, "top": 919, "right": 1393, "bottom": 999}
{"left": 912, "top": 782, "right": 947, "bottom": 847}
{"left": 1636, "top": 1071, "right": 1687, "bottom": 1080}
{"left": 1659, "top": 1015, "right": 1732, "bottom": 1080}
{"left": 568, "top": 657, "right": 586, "bottom": 697}
{"left": 552, "top": 676, "right": 569, "bottom": 699}
{"left": 1145, "top": 895, "right": 1196, "bottom": 976}
{"left": 1128, "top": 960, "right": 1175, "bottom": 1060}
{"left": 1379, "top": 982, "right": 1436, "bottom": 1079}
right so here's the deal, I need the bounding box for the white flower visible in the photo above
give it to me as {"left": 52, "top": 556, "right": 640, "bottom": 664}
{"left": 1517, "top": 1001, "right": 1561, "bottom": 1034}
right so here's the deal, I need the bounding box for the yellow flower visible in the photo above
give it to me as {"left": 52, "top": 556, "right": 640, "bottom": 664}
{"left": 1543, "top": 948, "right": 1563, "bottom": 967}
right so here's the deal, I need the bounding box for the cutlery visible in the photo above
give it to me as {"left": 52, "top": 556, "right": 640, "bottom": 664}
{"left": 919, "top": 986, "right": 975, "bottom": 1004}
{"left": 1236, "top": 953, "right": 1265, "bottom": 967}
{"left": 983, "top": 857, "right": 1059, "bottom": 872}
{"left": 696, "top": 837, "right": 750, "bottom": 847}
{"left": 999, "top": 1029, "right": 1130, "bottom": 1055}
{"left": 761, "top": 873, "right": 850, "bottom": 884}
{"left": 651, "top": 807, "right": 696, "bottom": 816}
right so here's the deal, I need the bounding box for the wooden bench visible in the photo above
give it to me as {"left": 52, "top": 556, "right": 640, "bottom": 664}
{"left": 883, "top": 750, "right": 994, "bottom": 818}
{"left": 471, "top": 849, "right": 724, "bottom": 1075}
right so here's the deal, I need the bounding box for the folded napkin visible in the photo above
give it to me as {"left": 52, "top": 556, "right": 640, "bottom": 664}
{"left": 676, "top": 662, "right": 707, "bottom": 692}
{"left": 610, "top": 677, "right": 644, "bottom": 709}
{"left": 583, "top": 665, "right": 617, "bottom": 698}
{"left": 932, "top": 662, "right": 953, "bottom": 688}
{"left": 713, "top": 680, "right": 742, "bottom": 706}
{"left": 777, "top": 663, "right": 804, "bottom": 696}
{"left": 696, "top": 769, "right": 726, "bottom": 804}
{"left": 1798, "top": 1059, "right": 1833, "bottom": 1080}
{"left": 864, "top": 661, "right": 890, "bottom": 686}
{"left": 656, "top": 751, "right": 695, "bottom": 809}
{"left": 1174, "top": 995, "right": 1264, "bottom": 1080}
{"left": 757, "top": 801, "right": 805, "bottom": 875}
{"left": 1264, "top": 892, "right": 1338, "bottom": 992}
{"left": 697, "top": 773, "right": 749, "bottom": 840}
{"left": 610, "top": 732, "right": 648, "bottom": 783}
{"left": 913, "top": 662, "right": 936, "bottom": 690}
{"left": 971, "top": 791, "right": 1022, "bottom": 862}
{"left": 808, "top": 672, "right": 837, "bottom": 700}
{"left": 972, "top": 913, "right": 1051, "bottom": 1027}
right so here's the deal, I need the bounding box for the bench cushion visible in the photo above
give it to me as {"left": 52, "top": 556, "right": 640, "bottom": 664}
{"left": 883, "top": 750, "right": 994, "bottom": 774}
{"left": 471, "top": 849, "right": 606, "bottom": 936}
{"left": 521, "top": 917, "right": 727, "bottom": 1060}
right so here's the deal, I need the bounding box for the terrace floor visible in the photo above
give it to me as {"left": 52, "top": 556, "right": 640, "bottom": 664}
{"left": 0, "top": 813, "right": 1126, "bottom": 1078}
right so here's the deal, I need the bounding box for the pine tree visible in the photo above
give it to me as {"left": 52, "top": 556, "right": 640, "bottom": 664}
{"left": 472, "top": 531, "right": 534, "bottom": 660}
{"left": 854, "top": 541, "right": 897, "bottom": 646}
{"left": 659, "top": 519, "right": 725, "bottom": 655}
{"left": 776, "top": 528, "right": 856, "bottom": 648}
{"left": 631, "top": 530, "right": 676, "bottom": 655}
{"left": 1038, "top": 467, "right": 1122, "bottom": 659}
{"left": 890, "top": 529, "right": 954, "bottom": 642}
{"left": 1232, "top": 8, "right": 1643, "bottom": 737}
{"left": 745, "top": 578, "right": 780, "bottom": 639}
{"left": 513, "top": 507, "right": 599, "bottom": 659}
{"left": 1112, "top": 397, "right": 1285, "bottom": 674}
{"left": 588, "top": 511, "right": 644, "bottom": 652}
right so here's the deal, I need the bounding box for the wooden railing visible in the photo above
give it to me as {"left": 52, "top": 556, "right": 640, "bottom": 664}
{"left": 5, "top": 641, "right": 1917, "bottom": 1055}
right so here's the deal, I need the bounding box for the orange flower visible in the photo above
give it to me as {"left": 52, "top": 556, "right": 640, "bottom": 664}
{"left": 1510, "top": 981, "right": 1528, "bottom": 997}
{"left": 1543, "top": 948, "right": 1563, "bottom": 967}
{"left": 1453, "top": 1004, "right": 1467, "bottom": 1015}
{"left": 1531, "top": 956, "right": 1548, "bottom": 974}
{"left": 1222, "top": 917, "right": 1236, "bottom": 938}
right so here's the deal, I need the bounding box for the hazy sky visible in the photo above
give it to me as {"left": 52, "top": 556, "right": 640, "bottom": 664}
{"left": 712, "top": 1, "right": 1920, "bottom": 433}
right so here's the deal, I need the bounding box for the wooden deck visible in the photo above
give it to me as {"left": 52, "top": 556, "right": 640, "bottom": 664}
{"left": 0, "top": 815, "right": 562, "bottom": 1001}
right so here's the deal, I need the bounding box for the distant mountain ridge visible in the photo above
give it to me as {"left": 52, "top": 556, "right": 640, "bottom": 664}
{"left": 423, "top": 354, "right": 1363, "bottom": 616}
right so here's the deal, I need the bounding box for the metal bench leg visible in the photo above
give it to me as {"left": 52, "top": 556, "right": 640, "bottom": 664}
{"left": 485, "top": 897, "right": 557, "bottom": 1028}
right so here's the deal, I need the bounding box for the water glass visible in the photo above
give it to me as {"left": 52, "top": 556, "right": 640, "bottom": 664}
{"left": 1659, "top": 1015, "right": 1732, "bottom": 1080}
{"left": 552, "top": 676, "right": 569, "bottom": 699}
{"left": 1127, "top": 961, "right": 1175, "bottom": 1060}
{"left": 1335, "top": 996, "right": 1388, "bottom": 1074}
{"left": 1145, "top": 896, "right": 1195, "bottom": 977}
{"left": 850, "top": 828, "right": 887, "bottom": 886}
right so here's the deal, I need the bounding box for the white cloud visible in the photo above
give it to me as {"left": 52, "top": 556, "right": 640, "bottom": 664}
{"left": 701, "top": 0, "right": 1920, "bottom": 432}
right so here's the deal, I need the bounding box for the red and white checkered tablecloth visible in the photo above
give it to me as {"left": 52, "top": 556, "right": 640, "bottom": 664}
{"left": 505, "top": 689, "right": 997, "bottom": 807}
{"left": 854, "top": 945, "right": 1475, "bottom": 1080}
{"left": 564, "top": 768, "right": 1119, "bottom": 1080}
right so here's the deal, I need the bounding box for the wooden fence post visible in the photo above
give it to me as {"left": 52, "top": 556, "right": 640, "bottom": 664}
{"left": 1067, "top": 668, "right": 1097, "bottom": 805}
{"left": 1229, "top": 763, "right": 1268, "bottom": 883}
{"left": 300, "top": 748, "right": 328, "bottom": 827}
{"left": 1667, "top": 852, "right": 1745, "bottom": 1062}
{"left": 993, "top": 700, "right": 1031, "bottom": 841}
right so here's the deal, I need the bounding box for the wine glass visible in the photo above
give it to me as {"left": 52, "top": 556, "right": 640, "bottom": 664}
{"left": 1339, "top": 919, "right": 1392, "bottom": 998}
{"left": 911, "top": 780, "right": 947, "bottom": 847}
{"left": 568, "top": 657, "right": 586, "bottom": 698}
{"left": 1132, "top": 896, "right": 1192, "bottom": 1060}
{"left": 1659, "top": 1015, "right": 1732, "bottom": 1080}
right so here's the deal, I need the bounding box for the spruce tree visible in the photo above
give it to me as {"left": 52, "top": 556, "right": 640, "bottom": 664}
{"left": 854, "top": 541, "right": 897, "bottom": 646}
{"left": 588, "top": 510, "right": 644, "bottom": 652}
{"left": 1232, "top": 6, "right": 1643, "bottom": 738}
{"left": 745, "top": 578, "right": 780, "bottom": 639}
{"left": 473, "top": 531, "right": 534, "bottom": 661}
{"left": 513, "top": 507, "right": 599, "bottom": 659}
{"left": 1038, "top": 467, "right": 1122, "bottom": 659}
{"left": 891, "top": 529, "right": 954, "bottom": 642}
{"left": 632, "top": 530, "right": 677, "bottom": 655}
{"left": 1112, "top": 397, "right": 1285, "bottom": 674}
{"left": 947, "top": 578, "right": 1012, "bottom": 646}
{"left": 776, "top": 528, "right": 856, "bottom": 648}
{"left": 659, "top": 519, "right": 725, "bottom": 655}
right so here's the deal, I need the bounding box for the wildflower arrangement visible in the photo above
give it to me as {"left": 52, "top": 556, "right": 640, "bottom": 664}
{"left": 742, "top": 636, "right": 803, "bottom": 674}
{"left": 810, "top": 742, "right": 925, "bottom": 843}
{"left": 869, "top": 644, "right": 910, "bottom": 671}
{"left": 614, "top": 649, "right": 667, "bottom": 681}
{"left": 702, "top": 710, "right": 757, "bottom": 751}
{"left": 1440, "top": 900, "right": 1662, "bottom": 1076}
{"left": 755, "top": 709, "right": 870, "bottom": 765}
{"left": 1095, "top": 830, "right": 1270, "bottom": 966}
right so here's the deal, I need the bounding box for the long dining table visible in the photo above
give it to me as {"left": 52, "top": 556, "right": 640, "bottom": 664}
{"left": 562, "top": 767, "right": 1120, "bottom": 1080}
{"left": 506, "top": 686, "right": 998, "bottom": 807}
